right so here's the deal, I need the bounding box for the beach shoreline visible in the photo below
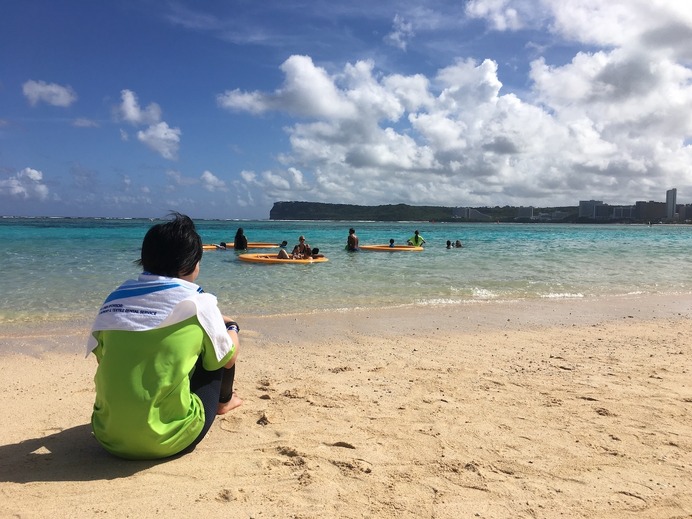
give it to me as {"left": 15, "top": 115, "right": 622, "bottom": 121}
{"left": 1, "top": 295, "right": 691, "bottom": 517}
{"left": 4, "top": 292, "right": 692, "bottom": 355}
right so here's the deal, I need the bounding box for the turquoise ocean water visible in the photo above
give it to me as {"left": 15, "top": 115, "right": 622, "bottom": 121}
{"left": 1, "top": 217, "right": 691, "bottom": 324}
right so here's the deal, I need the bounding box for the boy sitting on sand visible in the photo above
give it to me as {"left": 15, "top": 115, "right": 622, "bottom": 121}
{"left": 87, "top": 212, "right": 242, "bottom": 459}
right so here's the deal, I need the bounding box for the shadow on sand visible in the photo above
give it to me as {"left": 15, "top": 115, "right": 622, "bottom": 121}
{"left": 0, "top": 424, "right": 168, "bottom": 482}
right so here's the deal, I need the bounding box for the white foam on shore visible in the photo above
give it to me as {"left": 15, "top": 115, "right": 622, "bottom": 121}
{"left": 472, "top": 288, "right": 499, "bottom": 299}
{"left": 540, "top": 292, "right": 584, "bottom": 299}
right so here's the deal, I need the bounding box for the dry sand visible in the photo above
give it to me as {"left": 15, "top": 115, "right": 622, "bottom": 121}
{"left": 1, "top": 295, "right": 691, "bottom": 518}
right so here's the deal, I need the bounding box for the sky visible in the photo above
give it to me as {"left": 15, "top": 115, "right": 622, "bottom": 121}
{"left": 1, "top": 0, "right": 691, "bottom": 219}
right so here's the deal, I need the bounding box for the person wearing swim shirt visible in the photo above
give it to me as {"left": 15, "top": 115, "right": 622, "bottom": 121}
{"left": 407, "top": 230, "right": 426, "bottom": 247}
{"left": 87, "top": 212, "right": 242, "bottom": 459}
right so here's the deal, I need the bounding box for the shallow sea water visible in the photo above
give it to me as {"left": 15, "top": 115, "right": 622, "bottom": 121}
{"left": 1, "top": 217, "right": 691, "bottom": 324}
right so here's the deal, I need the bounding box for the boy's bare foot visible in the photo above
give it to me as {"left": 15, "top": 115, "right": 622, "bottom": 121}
{"left": 217, "top": 393, "right": 243, "bottom": 415}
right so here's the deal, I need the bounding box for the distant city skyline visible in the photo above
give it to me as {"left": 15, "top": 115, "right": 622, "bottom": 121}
{"left": 574, "top": 187, "right": 689, "bottom": 222}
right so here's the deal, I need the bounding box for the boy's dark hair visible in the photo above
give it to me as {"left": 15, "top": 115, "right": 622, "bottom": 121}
{"left": 137, "top": 212, "right": 202, "bottom": 277}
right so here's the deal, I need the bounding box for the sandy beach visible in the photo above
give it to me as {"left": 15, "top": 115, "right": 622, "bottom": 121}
{"left": 1, "top": 295, "right": 691, "bottom": 518}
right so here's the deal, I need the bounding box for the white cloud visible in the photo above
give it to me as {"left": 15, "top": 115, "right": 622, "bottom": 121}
{"left": 119, "top": 90, "right": 162, "bottom": 125}
{"left": 530, "top": 48, "right": 692, "bottom": 158}
{"left": 549, "top": 0, "right": 692, "bottom": 52}
{"left": 0, "top": 167, "right": 49, "bottom": 200}
{"left": 465, "top": 0, "right": 526, "bottom": 31}
{"left": 468, "top": 0, "right": 692, "bottom": 62}
{"left": 209, "top": 1, "right": 692, "bottom": 209}
{"left": 119, "top": 90, "right": 180, "bottom": 160}
{"left": 384, "top": 14, "right": 414, "bottom": 50}
{"left": 200, "top": 170, "right": 227, "bottom": 192}
{"left": 218, "top": 55, "right": 356, "bottom": 119}
{"left": 165, "top": 3, "right": 222, "bottom": 31}
{"left": 22, "top": 80, "right": 77, "bottom": 107}
{"left": 222, "top": 34, "right": 692, "bottom": 208}
{"left": 166, "top": 169, "right": 197, "bottom": 187}
{"left": 240, "top": 170, "right": 256, "bottom": 183}
{"left": 216, "top": 89, "right": 266, "bottom": 114}
{"left": 382, "top": 73, "right": 434, "bottom": 113}
{"left": 137, "top": 122, "right": 181, "bottom": 160}
{"left": 104, "top": 193, "right": 154, "bottom": 207}
{"left": 435, "top": 58, "right": 503, "bottom": 108}
{"left": 73, "top": 118, "right": 99, "bottom": 128}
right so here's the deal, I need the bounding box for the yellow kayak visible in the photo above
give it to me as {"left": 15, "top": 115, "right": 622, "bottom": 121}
{"left": 203, "top": 242, "right": 280, "bottom": 250}
{"left": 238, "top": 253, "right": 329, "bottom": 264}
{"left": 359, "top": 244, "right": 424, "bottom": 252}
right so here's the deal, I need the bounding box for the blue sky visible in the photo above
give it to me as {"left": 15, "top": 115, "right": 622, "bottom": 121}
{"left": 1, "top": 1, "right": 691, "bottom": 219}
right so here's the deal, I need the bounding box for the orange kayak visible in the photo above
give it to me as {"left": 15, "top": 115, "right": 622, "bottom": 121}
{"left": 203, "top": 242, "right": 280, "bottom": 250}
{"left": 238, "top": 253, "right": 328, "bottom": 264}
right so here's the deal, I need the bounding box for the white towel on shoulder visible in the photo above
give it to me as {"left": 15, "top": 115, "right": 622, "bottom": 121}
{"left": 86, "top": 274, "right": 233, "bottom": 362}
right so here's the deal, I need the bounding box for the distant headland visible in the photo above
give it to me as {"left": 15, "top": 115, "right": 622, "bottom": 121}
{"left": 269, "top": 201, "right": 577, "bottom": 222}
{"left": 270, "top": 199, "right": 691, "bottom": 224}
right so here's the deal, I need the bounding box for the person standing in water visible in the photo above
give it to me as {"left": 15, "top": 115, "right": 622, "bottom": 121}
{"left": 407, "top": 230, "right": 426, "bottom": 247}
{"left": 234, "top": 228, "right": 248, "bottom": 250}
{"left": 346, "top": 228, "right": 359, "bottom": 251}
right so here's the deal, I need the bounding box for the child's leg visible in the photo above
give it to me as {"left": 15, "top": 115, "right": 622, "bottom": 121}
{"left": 219, "top": 364, "right": 235, "bottom": 403}
{"left": 184, "top": 358, "right": 224, "bottom": 452}
{"left": 217, "top": 365, "right": 243, "bottom": 414}
{"left": 182, "top": 358, "right": 243, "bottom": 455}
